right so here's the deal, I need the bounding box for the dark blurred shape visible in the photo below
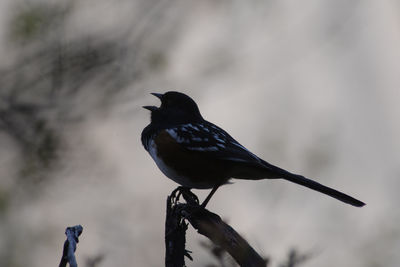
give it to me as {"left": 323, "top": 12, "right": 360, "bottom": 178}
{"left": 84, "top": 254, "right": 104, "bottom": 267}
{"left": 278, "top": 248, "right": 312, "bottom": 267}
{"left": 200, "top": 240, "right": 241, "bottom": 267}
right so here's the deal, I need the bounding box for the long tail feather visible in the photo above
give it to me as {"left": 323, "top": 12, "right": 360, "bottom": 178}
{"left": 260, "top": 161, "right": 365, "bottom": 207}
{"left": 281, "top": 172, "right": 365, "bottom": 207}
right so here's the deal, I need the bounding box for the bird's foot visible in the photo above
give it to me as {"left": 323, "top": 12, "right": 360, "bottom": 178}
{"left": 170, "top": 186, "right": 199, "bottom": 206}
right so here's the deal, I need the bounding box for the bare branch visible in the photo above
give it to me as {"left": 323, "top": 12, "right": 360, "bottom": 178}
{"left": 165, "top": 189, "right": 193, "bottom": 267}
{"left": 59, "top": 225, "right": 83, "bottom": 267}
{"left": 166, "top": 188, "right": 268, "bottom": 267}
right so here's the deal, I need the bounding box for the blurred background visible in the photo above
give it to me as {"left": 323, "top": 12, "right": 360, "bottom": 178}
{"left": 0, "top": 0, "right": 399, "bottom": 266}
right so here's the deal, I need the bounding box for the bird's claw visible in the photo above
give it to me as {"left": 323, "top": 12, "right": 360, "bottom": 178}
{"left": 170, "top": 186, "right": 199, "bottom": 206}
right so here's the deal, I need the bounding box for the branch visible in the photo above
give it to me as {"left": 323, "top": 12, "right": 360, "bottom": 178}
{"left": 59, "top": 225, "right": 83, "bottom": 267}
{"left": 165, "top": 188, "right": 268, "bottom": 267}
{"left": 165, "top": 191, "right": 193, "bottom": 267}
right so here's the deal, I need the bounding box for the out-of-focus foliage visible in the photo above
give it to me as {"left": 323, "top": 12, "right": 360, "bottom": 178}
{"left": 8, "top": 3, "right": 68, "bottom": 44}
{"left": 0, "top": 1, "right": 181, "bottom": 265}
{"left": 0, "top": 1, "right": 170, "bottom": 183}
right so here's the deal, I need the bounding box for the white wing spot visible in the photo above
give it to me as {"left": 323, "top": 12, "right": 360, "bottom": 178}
{"left": 214, "top": 134, "right": 226, "bottom": 143}
{"left": 166, "top": 128, "right": 187, "bottom": 144}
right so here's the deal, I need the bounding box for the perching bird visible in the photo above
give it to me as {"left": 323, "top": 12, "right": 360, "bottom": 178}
{"left": 141, "top": 91, "right": 365, "bottom": 208}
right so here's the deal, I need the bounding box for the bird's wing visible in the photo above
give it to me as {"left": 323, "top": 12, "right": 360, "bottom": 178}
{"left": 165, "top": 121, "right": 264, "bottom": 164}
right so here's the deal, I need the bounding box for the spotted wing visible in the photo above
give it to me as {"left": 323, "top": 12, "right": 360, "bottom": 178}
{"left": 165, "top": 122, "right": 264, "bottom": 165}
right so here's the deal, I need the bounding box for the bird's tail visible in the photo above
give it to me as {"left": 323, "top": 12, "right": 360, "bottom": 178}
{"left": 281, "top": 172, "right": 365, "bottom": 207}
{"left": 259, "top": 161, "right": 365, "bottom": 207}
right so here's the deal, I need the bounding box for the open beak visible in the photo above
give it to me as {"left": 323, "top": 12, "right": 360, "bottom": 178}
{"left": 142, "top": 105, "right": 158, "bottom": 111}
{"left": 143, "top": 93, "right": 163, "bottom": 111}
{"left": 150, "top": 93, "right": 163, "bottom": 100}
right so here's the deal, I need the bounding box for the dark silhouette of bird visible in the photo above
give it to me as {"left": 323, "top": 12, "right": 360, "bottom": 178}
{"left": 141, "top": 91, "right": 365, "bottom": 208}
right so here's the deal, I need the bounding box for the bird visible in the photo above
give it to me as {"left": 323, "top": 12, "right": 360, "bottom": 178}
{"left": 141, "top": 91, "right": 365, "bottom": 208}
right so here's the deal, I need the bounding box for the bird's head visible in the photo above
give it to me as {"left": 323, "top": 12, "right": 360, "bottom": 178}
{"left": 143, "top": 91, "right": 203, "bottom": 126}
